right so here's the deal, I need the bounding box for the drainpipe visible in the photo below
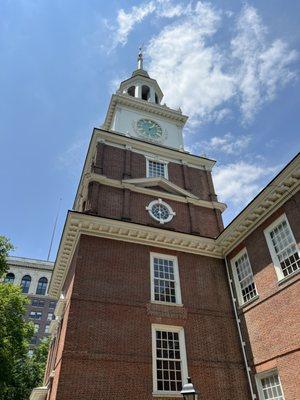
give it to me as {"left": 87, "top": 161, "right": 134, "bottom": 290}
{"left": 224, "top": 255, "right": 257, "bottom": 400}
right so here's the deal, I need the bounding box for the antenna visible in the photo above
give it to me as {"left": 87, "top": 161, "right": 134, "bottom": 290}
{"left": 47, "top": 198, "right": 62, "bottom": 261}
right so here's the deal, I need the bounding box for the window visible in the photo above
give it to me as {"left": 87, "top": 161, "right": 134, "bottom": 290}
{"left": 146, "top": 199, "right": 176, "bottom": 224}
{"left": 256, "top": 370, "right": 285, "bottom": 400}
{"left": 142, "top": 85, "right": 150, "bottom": 101}
{"left": 231, "top": 249, "right": 258, "bottom": 305}
{"left": 147, "top": 159, "right": 168, "bottom": 179}
{"left": 29, "top": 311, "right": 42, "bottom": 320}
{"left": 155, "top": 93, "right": 159, "bottom": 104}
{"left": 31, "top": 336, "right": 38, "bottom": 345}
{"left": 28, "top": 350, "right": 34, "bottom": 357}
{"left": 45, "top": 324, "right": 50, "bottom": 334}
{"left": 150, "top": 253, "right": 182, "bottom": 305}
{"left": 127, "top": 86, "right": 135, "bottom": 97}
{"left": 34, "top": 323, "right": 39, "bottom": 333}
{"left": 32, "top": 299, "right": 45, "bottom": 307}
{"left": 36, "top": 277, "right": 48, "bottom": 295}
{"left": 264, "top": 214, "right": 300, "bottom": 280}
{"left": 4, "top": 272, "right": 15, "bottom": 284}
{"left": 21, "top": 275, "right": 31, "bottom": 293}
{"left": 152, "top": 324, "right": 188, "bottom": 394}
{"left": 49, "top": 301, "right": 56, "bottom": 309}
{"left": 47, "top": 313, "right": 54, "bottom": 321}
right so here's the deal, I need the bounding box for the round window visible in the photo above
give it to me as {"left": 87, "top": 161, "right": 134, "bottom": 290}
{"left": 146, "top": 199, "right": 176, "bottom": 224}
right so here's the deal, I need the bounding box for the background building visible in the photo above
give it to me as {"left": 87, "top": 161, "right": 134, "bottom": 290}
{"left": 4, "top": 256, "right": 56, "bottom": 353}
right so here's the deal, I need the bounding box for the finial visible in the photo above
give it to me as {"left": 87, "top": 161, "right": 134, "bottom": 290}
{"left": 137, "top": 46, "right": 143, "bottom": 70}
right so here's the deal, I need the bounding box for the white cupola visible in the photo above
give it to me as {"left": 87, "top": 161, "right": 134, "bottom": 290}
{"left": 117, "top": 49, "right": 164, "bottom": 105}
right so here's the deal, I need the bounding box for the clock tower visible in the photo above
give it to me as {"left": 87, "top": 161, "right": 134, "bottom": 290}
{"left": 103, "top": 50, "right": 186, "bottom": 150}
{"left": 37, "top": 53, "right": 250, "bottom": 400}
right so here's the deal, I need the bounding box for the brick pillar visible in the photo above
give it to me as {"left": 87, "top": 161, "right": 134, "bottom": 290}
{"left": 92, "top": 143, "right": 105, "bottom": 174}
{"left": 182, "top": 164, "right": 191, "bottom": 191}
{"left": 86, "top": 181, "right": 100, "bottom": 214}
{"left": 122, "top": 189, "right": 131, "bottom": 221}
{"left": 123, "top": 149, "right": 131, "bottom": 179}
{"left": 188, "top": 203, "right": 199, "bottom": 234}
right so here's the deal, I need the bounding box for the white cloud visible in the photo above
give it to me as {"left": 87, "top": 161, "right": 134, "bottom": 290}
{"left": 213, "top": 161, "right": 278, "bottom": 206}
{"left": 115, "top": 2, "right": 156, "bottom": 46}
{"left": 231, "top": 5, "right": 298, "bottom": 121}
{"left": 106, "top": 2, "right": 297, "bottom": 125}
{"left": 193, "top": 133, "right": 252, "bottom": 155}
{"left": 58, "top": 138, "right": 88, "bottom": 177}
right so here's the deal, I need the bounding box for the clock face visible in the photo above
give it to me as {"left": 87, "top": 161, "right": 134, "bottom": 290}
{"left": 136, "top": 119, "right": 163, "bottom": 140}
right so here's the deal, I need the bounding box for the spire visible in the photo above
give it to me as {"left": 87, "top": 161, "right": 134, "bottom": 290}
{"left": 137, "top": 47, "right": 143, "bottom": 70}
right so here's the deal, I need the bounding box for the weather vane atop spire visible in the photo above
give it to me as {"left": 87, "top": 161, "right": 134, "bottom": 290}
{"left": 137, "top": 46, "right": 144, "bottom": 70}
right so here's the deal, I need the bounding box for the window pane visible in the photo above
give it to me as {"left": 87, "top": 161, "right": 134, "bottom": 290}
{"left": 21, "top": 275, "right": 31, "bottom": 294}
{"left": 36, "top": 277, "right": 48, "bottom": 295}
{"left": 155, "top": 329, "right": 182, "bottom": 392}
{"left": 234, "top": 252, "right": 257, "bottom": 303}
{"left": 153, "top": 257, "right": 177, "bottom": 304}
{"left": 148, "top": 160, "right": 166, "bottom": 178}
{"left": 269, "top": 219, "right": 300, "bottom": 277}
{"left": 260, "top": 372, "right": 284, "bottom": 400}
{"left": 4, "top": 273, "right": 15, "bottom": 283}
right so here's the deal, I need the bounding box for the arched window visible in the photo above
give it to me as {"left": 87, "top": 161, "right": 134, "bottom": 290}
{"left": 21, "top": 275, "right": 31, "bottom": 294}
{"left": 127, "top": 86, "right": 135, "bottom": 97}
{"left": 36, "top": 277, "right": 48, "bottom": 295}
{"left": 4, "top": 272, "right": 15, "bottom": 284}
{"left": 142, "top": 85, "right": 150, "bottom": 101}
{"left": 155, "top": 93, "right": 159, "bottom": 104}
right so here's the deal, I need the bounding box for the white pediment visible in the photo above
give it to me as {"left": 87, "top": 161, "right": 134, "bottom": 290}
{"left": 122, "top": 177, "right": 198, "bottom": 199}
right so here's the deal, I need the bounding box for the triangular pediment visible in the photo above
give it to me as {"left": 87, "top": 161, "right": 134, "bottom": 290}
{"left": 122, "top": 177, "right": 198, "bottom": 199}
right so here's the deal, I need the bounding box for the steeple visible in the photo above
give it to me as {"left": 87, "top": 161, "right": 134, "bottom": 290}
{"left": 137, "top": 47, "right": 143, "bottom": 70}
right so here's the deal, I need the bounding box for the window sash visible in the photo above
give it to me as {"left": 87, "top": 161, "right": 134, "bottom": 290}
{"left": 231, "top": 250, "right": 257, "bottom": 305}
{"left": 147, "top": 159, "right": 168, "bottom": 179}
{"left": 150, "top": 253, "right": 182, "bottom": 305}
{"left": 152, "top": 324, "right": 188, "bottom": 394}
{"left": 264, "top": 215, "right": 300, "bottom": 280}
{"left": 256, "top": 371, "right": 285, "bottom": 400}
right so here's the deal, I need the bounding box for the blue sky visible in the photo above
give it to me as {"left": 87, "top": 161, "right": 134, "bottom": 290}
{"left": 0, "top": 0, "right": 299, "bottom": 261}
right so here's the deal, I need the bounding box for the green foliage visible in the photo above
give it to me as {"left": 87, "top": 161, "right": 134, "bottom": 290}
{"left": 0, "top": 284, "right": 50, "bottom": 400}
{"left": 0, "top": 236, "right": 14, "bottom": 277}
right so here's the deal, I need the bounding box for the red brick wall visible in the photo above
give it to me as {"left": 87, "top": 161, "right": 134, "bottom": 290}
{"left": 228, "top": 192, "right": 300, "bottom": 399}
{"left": 85, "top": 183, "right": 221, "bottom": 237}
{"left": 49, "top": 235, "right": 249, "bottom": 400}
{"left": 94, "top": 143, "right": 215, "bottom": 201}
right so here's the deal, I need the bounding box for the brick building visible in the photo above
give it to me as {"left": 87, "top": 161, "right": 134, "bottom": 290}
{"left": 30, "top": 53, "right": 299, "bottom": 400}
{"left": 4, "top": 257, "right": 56, "bottom": 352}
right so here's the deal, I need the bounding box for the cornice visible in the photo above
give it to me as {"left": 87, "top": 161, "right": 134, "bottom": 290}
{"left": 49, "top": 212, "right": 224, "bottom": 298}
{"left": 75, "top": 172, "right": 226, "bottom": 212}
{"left": 217, "top": 153, "right": 300, "bottom": 255}
{"left": 103, "top": 93, "right": 188, "bottom": 131}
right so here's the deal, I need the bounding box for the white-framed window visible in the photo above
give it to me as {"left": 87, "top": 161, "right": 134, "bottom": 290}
{"left": 45, "top": 324, "right": 50, "bottom": 334}
{"left": 231, "top": 248, "right": 258, "bottom": 305}
{"left": 152, "top": 324, "right": 188, "bottom": 395}
{"left": 264, "top": 214, "right": 300, "bottom": 281}
{"left": 256, "top": 370, "right": 285, "bottom": 400}
{"left": 150, "top": 253, "right": 182, "bottom": 305}
{"left": 47, "top": 312, "right": 53, "bottom": 321}
{"left": 29, "top": 311, "right": 42, "bottom": 320}
{"left": 146, "top": 198, "right": 176, "bottom": 224}
{"left": 146, "top": 159, "right": 168, "bottom": 179}
{"left": 34, "top": 323, "right": 39, "bottom": 333}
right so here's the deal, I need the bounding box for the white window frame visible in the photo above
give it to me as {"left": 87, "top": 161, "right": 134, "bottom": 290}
{"left": 151, "top": 324, "right": 188, "bottom": 396}
{"left": 255, "top": 369, "right": 285, "bottom": 400}
{"left": 150, "top": 253, "right": 182, "bottom": 306}
{"left": 146, "top": 157, "right": 169, "bottom": 179}
{"left": 264, "top": 213, "right": 300, "bottom": 281}
{"left": 146, "top": 198, "right": 176, "bottom": 224}
{"left": 231, "top": 248, "right": 258, "bottom": 306}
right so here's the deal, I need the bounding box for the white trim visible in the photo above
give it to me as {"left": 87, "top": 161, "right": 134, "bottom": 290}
{"left": 146, "top": 198, "right": 176, "bottom": 224}
{"left": 230, "top": 248, "right": 258, "bottom": 306}
{"left": 146, "top": 157, "right": 169, "bottom": 180}
{"left": 150, "top": 253, "right": 182, "bottom": 305}
{"left": 255, "top": 369, "right": 285, "bottom": 400}
{"left": 151, "top": 324, "right": 188, "bottom": 396}
{"left": 264, "top": 213, "right": 300, "bottom": 281}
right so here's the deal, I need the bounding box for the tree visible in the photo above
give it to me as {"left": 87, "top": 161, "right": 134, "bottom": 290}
{"left": 0, "top": 236, "right": 50, "bottom": 399}
{"left": 0, "top": 236, "right": 14, "bottom": 277}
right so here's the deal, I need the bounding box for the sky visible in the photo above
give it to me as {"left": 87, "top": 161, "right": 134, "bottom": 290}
{"left": 0, "top": 0, "right": 299, "bottom": 261}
